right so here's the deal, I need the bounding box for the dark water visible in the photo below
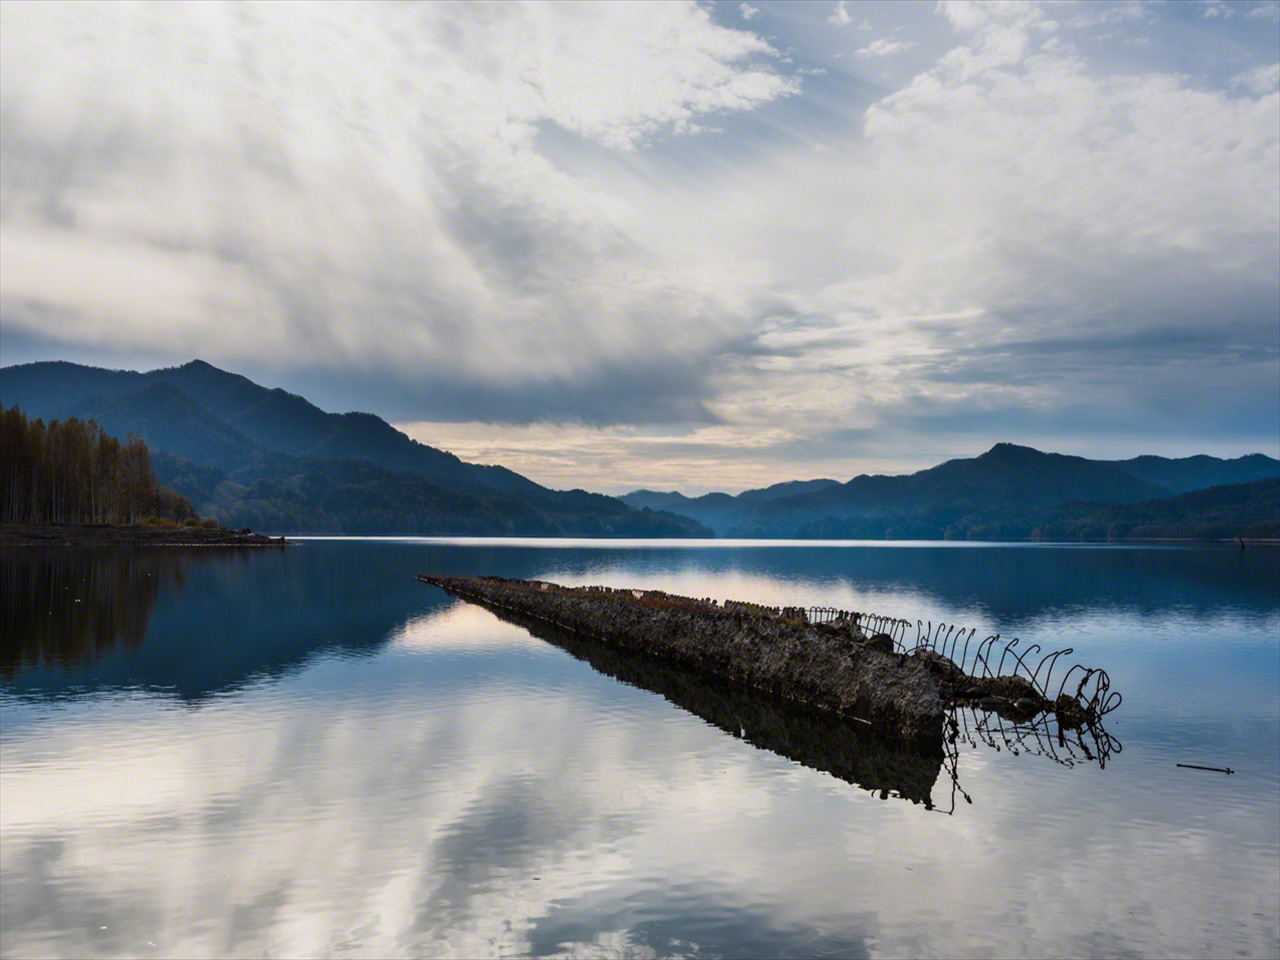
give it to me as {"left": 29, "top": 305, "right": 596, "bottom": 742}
{"left": 2, "top": 539, "right": 1277, "bottom": 959}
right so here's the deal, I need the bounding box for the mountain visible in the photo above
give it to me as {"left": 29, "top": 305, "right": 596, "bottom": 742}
{"left": 787, "top": 478, "right": 1280, "bottom": 541}
{"left": 1035, "top": 478, "right": 1280, "bottom": 541}
{"left": 736, "top": 478, "right": 843, "bottom": 504}
{"left": 629, "top": 443, "right": 1278, "bottom": 540}
{"left": 0, "top": 360, "right": 711, "bottom": 537}
{"left": 621, "top": 478, "right": 839, "bottom": 535}
{"left": 4, "top": 359, "right": 1274, "bottom": 540}
{"left": 79, "top": 381, "right": 265, "bottom": 474}
{"left": 1110, "top": 453, "right": 1280, "bottom": 496}
{"left": 1, "top": 360, "right": 542, "bottom": 497}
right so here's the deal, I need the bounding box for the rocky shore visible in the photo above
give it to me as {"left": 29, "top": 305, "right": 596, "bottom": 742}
{"left": 0, "top": 522, "right": 289, "bottom": 547}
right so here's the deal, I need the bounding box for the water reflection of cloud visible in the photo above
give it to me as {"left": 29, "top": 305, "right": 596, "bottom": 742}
{"left": 389, "top": 602, "right": 549, "bottom": 655}
{"left": 516, "top": 543, "right": 1280, "bottom": 637}
{"left": 3, "top": 630, "right": 1277, "bottom": 959}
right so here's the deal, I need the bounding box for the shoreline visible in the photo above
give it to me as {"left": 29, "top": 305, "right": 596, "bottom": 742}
{"left": 289, "top": 533, "right": 1278, "bottom": 545}
{"left": 6, "top": 525, "right": 1270, "bottom": 547}
{"left": 0, "top": 523, "right": 290, "bottom": 547}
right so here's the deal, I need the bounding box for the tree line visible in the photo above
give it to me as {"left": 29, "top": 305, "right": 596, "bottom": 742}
{"left": 1, "top": 406, "right": 195, "bottom": 525}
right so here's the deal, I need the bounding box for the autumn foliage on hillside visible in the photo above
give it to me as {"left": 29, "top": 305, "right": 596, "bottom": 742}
{"left": 1, "top": 406, "right": 195, "bottom": 525}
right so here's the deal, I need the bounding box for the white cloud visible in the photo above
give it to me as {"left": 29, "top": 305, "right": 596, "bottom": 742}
{"left": 653, "top": 0, "right": 1280, "bottom": 473}
{"left": 933, "top": 0, "right": 1049, "bottom": 78}
{"left": 1232, "top": 62, "right": 1280, "bottom": 95}
{"left": 0, "top": 1, "right": 798, "bottom": 417}
{"left": 0, "top": 0, "right": 1276, "bottom": 484}
{"left": 827, "top": 1, "right": 852, "bottom": 27}
{"left": 1247, "top": 2, "right": 1280, "bottom": 21}
{"left": 739, "top": 2, "right": 761, "bottom": 21}
{"left": 855, "top": 38, "right": 919, "bottom": 58}
{"left": 1069, "top": 2, "right": 1154, "bottom": 28}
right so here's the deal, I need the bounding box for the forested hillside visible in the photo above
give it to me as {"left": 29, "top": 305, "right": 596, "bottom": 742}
{"left": 629, "top": 444, "right": 1279, "bottom": 540}
{"left": 621, "top": 479, "right": 840, "bottom": 532}
{"left": 788, "top": 479, "right": 1280, "bottom": 541}
{"left": 0, "top": 361, "right": 710, "bottom": 537}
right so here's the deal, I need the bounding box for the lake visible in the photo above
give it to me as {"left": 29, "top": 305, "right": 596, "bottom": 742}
{"left": 2, "top": 539, "right": 1278, "bottom": 959}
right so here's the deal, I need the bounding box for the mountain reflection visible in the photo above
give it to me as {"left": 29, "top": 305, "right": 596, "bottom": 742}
{"left": 1, "top": 541, "right": 1127, "bottom": 804}
{"left": 5, "top": 540, "right": 1273, "bottom": 701}
{"left": 2, "top": 541, "right": 1271, "bottom": 960}
{"left": 0, "top": 544, "right": 453, "bottom": 700}
{"left": 525, "top": 542, "right": 1280, "bottom": 628}
{"left": 0, "top": 548, "right": 237, "bottom": 678}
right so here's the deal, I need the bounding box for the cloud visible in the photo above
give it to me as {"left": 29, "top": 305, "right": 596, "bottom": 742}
{"left": 1200, "top": 0, "right": 1235, "bottom": 18}
{"left": 854, "top": 38, "right": 919, "bottom": 59}
{"left": 0, "top": 0, "right": 1276, "bottom": 487}
{"left": 0, "top": 2, "right": 801, "bottom": 426}
{"left": 1232, "top": 62, "right": 1280, "bottom": 95}
{"left": 658, "top": 0, "right": 1280, "bottom": 477}
{"left": 1068, "top": 1, "right": 1155, "bottom": 28}
{"left": 739, "top": 2, "right": 761, "bottom": 21}
{"left": 1247, "top": 2, "right": 1280, "bottom": 21}
{"left": 828, "top": 1, "right": 852, "bottom": 27}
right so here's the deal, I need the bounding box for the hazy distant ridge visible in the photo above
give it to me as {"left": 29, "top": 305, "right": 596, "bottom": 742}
{"left": 621, "top": 479, "right": 841, "bottom": 532}
{"left": 625, "top": 443, "right": 1279, "bottom": 539}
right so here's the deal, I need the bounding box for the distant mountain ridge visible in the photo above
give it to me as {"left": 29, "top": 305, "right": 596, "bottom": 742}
{"left": 627, "top": 442, "right": 1279, "bottom": 539}
{"left": 0, "top": 360, "right": 710, "bottom": 537}
{"left": 621, "top": 478, "right": 840, "bottom": 532}
{"left": 4, "top": 359, "right": 1275, "bottom": 540}
{"left": 1110, "top": 453, "right": 1280, "bottom": 496}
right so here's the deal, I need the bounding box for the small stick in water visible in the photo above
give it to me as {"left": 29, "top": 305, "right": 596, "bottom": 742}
{"left": 1177, "top": 763, "right": 1235, "bottom": 774}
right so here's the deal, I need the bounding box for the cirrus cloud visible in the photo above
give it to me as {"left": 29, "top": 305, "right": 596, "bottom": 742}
{"left": 855, "top": 38, "right": 919, "bottom": 58}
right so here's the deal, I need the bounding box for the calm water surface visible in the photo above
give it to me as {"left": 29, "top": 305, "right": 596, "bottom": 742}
{"left": 2, "top": 540, "right": 1278, "bottom": 959}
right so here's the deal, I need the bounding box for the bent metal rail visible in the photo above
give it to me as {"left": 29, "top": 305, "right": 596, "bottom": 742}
{"left": 801, "top": 604, "right": 1120, "bottom": 721}
{"left": 583, "top": 588, "right": 1119, "bottom": 722}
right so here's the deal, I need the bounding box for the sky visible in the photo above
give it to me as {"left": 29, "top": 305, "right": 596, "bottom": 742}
{"left": 1, "top": 0, "right": 1277, "bottom": 495}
